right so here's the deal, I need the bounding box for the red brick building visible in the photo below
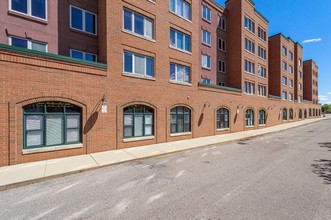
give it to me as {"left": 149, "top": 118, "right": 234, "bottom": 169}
{"left": 0, "top": 0, "right": 321, "bottom": 167}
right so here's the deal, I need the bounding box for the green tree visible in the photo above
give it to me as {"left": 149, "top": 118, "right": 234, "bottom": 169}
{"left": 322, "top": 104, "right": 331, "bottom": 113}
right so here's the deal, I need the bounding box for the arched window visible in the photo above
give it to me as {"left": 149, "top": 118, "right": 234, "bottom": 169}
{"left": 258, "top": 109, "right": 266, "bottom": 125}
{"left": 23, "top": 102, "right": 81, "bottom": 149}
{"left": 299, "top": 109, "right": 303, "bottom": 120}
{"left": 313, "top": 109, "right": 316, "bottom": 117}
{"left": 123, "top": 105, "right": 154, "bottom": 138}
{"left": 170, "top": 106, "right": 191, "bottom": 134}
{"left": 282, "top": 108, "right": 287, "bottom": 121}
{"left": 289, "top": 109, "right": 294, "bottom": 120}
{"left": 309, "top": 108, "right": 312, "bottom": 117}
{"left": 304, "top": 109, "right": 307, "bottom": 119}
{"left": 217, "top": 108, "right": 230, "bottom": 129}
{"left": 245, "top": 109, "right": 254, "bottom": 127}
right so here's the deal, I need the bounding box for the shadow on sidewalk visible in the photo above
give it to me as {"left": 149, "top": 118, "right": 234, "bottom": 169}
{"left": 318, "top": 142, "right": 331, "bottom": 151}
{"left": 311, "top": 159, "right": 331, "bottom": 185}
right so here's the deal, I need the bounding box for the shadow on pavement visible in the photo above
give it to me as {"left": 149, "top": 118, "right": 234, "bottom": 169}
{"left": 311, "top": 159, "right": 331, "bottom": 185}
{"left": 319, "top": 142, "right": 331, "bottom": 151}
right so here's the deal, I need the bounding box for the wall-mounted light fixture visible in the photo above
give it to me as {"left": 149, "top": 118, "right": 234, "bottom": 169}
{"left": 236, "top": 104, "right": 244, "bottom": 114}
{"left": 101, "top": 95, "right": 107, "bottom": 113}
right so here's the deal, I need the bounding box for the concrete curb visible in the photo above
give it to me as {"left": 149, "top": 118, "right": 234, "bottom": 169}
{"left": 0, "top": 118, "right": 326, "bottom": 191}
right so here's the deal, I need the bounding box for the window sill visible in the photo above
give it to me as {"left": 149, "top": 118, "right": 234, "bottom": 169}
{"left": 246, "top": 126, "right": 255, "bottom": 128}
{"left": 169, "top": 11, "right": 192, "bottom": 23}
{"left": 244, "top": 49, "right": 255, "bottom": 56}
{"left": 69, "top": 27, "right": 97, "bottom": 37}
{"left": 258, "top": 76, "right": 267, "bottom": 80}
{"left": 122, "top": 73, "right": 156, "bottom": 81}
{"left": 147, "top": 0, "right": 156, "bottom": 4}
{"left": 169, "top": 46, "right": 192, "bottom": 55}
{"left": 202, "top": 42, "right": 211, "bottom": 48}
{"left": 202, "top": 18, "right": 211, "bottom": 24}
{"left": 123, "top": 136, "right": 155, "bottom": 143}
{"left": 122, "top": 29, "right": 156, "bottom": 43}
{"left": 8, "top": 10, "right": 48, "bottom": 24}
{"left": 202, "top": 66, "right": 211, "bottom": 71}
{"left": 23, "top": 143, "right": 83, "bottom": 155}
{"left": 170, "top": 132, "right": 191, "bottom": 137}
{"left": 244, "top": 71, "right": 255, "bottom": 76}
{"left": 244, "top": 28, "right": 255, "bottom": 35}
{"left": 259, "top": 124, "right": 266, "bottom": 127}
{"left": 169, "top": 80, "right": 192, "bottom": 87}
{"left": 217, "top": 128, "right": 230, "bottom": 132}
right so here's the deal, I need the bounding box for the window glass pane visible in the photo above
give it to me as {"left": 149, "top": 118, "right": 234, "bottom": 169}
{"left": 170, "top": 124, "right": 177, "bottom": 133}
{"left": 134, "top": 55, "right": 145, "bottom": 75}
{"left": 184, "top": 2, "right": 190, "bottom": 20}
{"left": 67, "top": 115, "right": 80, "bottom": 128}
{"left": 177, "top": 114, "right": 184, "bottom": 132}
{"left": 67, "top": 129, "right": 79, "bottom": 143}
{"left": 124, "top": 9, "right": 132, "bottom": 31}
{"left": 11, "top": 37, "right": 28, "bottom": 49}
{"left": 71, "top": 7, "right": 83, "bottom": 30}
{"left": 46, "top": 106, "right": 63, "bottom": 113}
{"left": 170, "top": 114, "right": 177, "bottom": 123}
{"left": 177, "top": 0, "right": 183, "bottom": 16}
{"left": 134, "top": 115, "right": 143, "bottom": 137}
{"left": 170, "top": 0, "right": 175, "bottom": 12}
{"left": 145, "top": 125, "right": 152, "bottom": 136}
{"left": 124, "top": 52, "right": 133, "bottom": 73}
{"left": 134, "top": 14, "right": 144, "bottom": 35}
{"left": 177, "top": 65, "right": 184, "bottom": 82}
{"left": 170, "top": 29, "right": 176, "bottom": 47}
{"left": 26, "top": 131, "right": 43, "bottom": 147}
{"left": 177, "top": 32, "right": 183, "bottom": 49}
{"left": 46, "top": 115, "right": 64, "bottom": 146}
{"left": 85, "top": 12, "right": 96, "bottom": 34}
{"left": 170, "top": 63, "right": 176, "bottom": 81}
{"left": 146, "top": 57, "right": 154, "bottom": 77}
{"left": 71, "top": 50, "right": 83, "bottom": 59}
{"left": 124, "top": 115, "right": 133, "bottom": 126}
{"left": 145, "top": 19, "right": 153, "bottom": 39}
{"left": 31, "top": 0, "right": 46, "bottom": 19}
{"left": 31, "top": 42, "right": 47, "bottom": 52}
{"left": 185, "top": 35, "right": 190, "bottom": 51}
{"left": 145, "top": 115, "right": 153, "bottom": 125}
{"left": 184, "top": 67, "right": 190, "bottom": 83}
{"left": 24, "top": 104, "right": 44, "bottom": 113}
{"left": 12, "top": 0, "right": 28, "bottom": 14}
{"left": 124, "top": 126, "right": 133, "bottom": 137}
{"left": 26, "top": 115, "right": 43, "bottom": 130}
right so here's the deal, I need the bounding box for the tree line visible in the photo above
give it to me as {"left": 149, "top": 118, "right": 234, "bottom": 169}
{"left": 322, "top": 104, "right": 331, "bottom": 113}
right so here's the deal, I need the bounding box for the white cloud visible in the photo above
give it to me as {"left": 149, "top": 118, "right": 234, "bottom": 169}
{"left": 319, "top": 97, "right": 329, "bottom": 101}
{"left": 328, "top": 92, "right": 331, "bottom": 95}
{"left": 319, "top": 95, "right": 327, "bottom": 98}
{"left": 302, "top": 38, "right": 322, "bottom": 44}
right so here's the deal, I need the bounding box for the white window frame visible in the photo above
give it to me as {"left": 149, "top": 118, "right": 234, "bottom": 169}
{"left": 169, "top": 0, "right": 191, "bottom": 21}
{"left": 218, "top": 60, "right": 226, "bottom": 73}
{"left": 69, "top": 5, "right": 97, "bottom": 36}
{"left": 244, "top": 59, "right": 255, "bottom": 74}
{"left": 218, "top": 38, "right": 226, "bottom": 52}
{"left": 202, "top": 54, "right": 211, "bottom": 69}
{"left": 123, "top": 51, "right": 154, "bottom": 77}
{"left": 202, "top": 5, "right": 211, "bottom": 22}
{"left": 9, "top": 0, "right": 48, "bottom": 21}
{"left": 70, "top": 49, "right": 97, "bottom": 62}
{"left": 170, "top": 63, "right": 190, "bottom": 84}
{"left": 123, "top": 8, "right": 154, "bottom": 40}
{"left": 170, "top": 28, "right": 191, "bottom": 53}
{"left": 289, "top": 93, "right": 293, "bottom": 102}
{"left": 289, "top": 79, "right": 293, "bottom": 88}
{"left": 258, "top": 65, "right": 267, "bottom": 78}
{"left": 258, "top": 46, "right": 267, "bottom": 60}
{"left": 282, "top": 61, "right": 287, "bottom": 71}
{"left": 282, "top": 76, "right": 287, "bottom": 86}
{"left": 244, "top": 81, "right": 255, "bottom": 95}
{"left": 244, "top": 15, "right": 255, "bottom": 34}
{"left": 258, "top": 85, "right": 266, "bottom": 97}
{"left": 289, "top": 65, "right": 293, "bottom": 74}
{"left": 202, "top": 30, "right": 211, "bottom": 46}
{"left": 244, "top": 38, "right": 255, "bottom": 54}
{"left": 218, "top": 16, "right": 226, "bottom": 31}
{"left": 282, "top": 91, "right": 287, "bottom": 100}
{"left": 8, "top": 36, "right": 48, "bottom": 52}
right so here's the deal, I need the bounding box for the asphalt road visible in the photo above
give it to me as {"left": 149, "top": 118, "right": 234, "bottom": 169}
{"left": 1, "top": 120, "right": 331, "bottom": 220}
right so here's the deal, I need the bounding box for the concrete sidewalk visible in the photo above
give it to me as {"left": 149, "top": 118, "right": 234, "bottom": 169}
{"left": 0, "top": 118, "right": 325, "bottom": 190}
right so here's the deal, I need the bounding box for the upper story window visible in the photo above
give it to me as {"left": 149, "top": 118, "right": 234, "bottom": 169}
{"left": 218, "top": 60, "right": 226, "bottom": 73}
{"left": 170, "top": 63, "right": 190, "bottom": 84}
{"left": 218, "top": 38, "right": 226, "bottom": 52}
{"left": 289, "top": 65, "right": 293, "bottom": 74}
{"left": 9, "top": 36, "right": 47, "bottom": 52}
{"left": 282, "top": 61, "right": 287, "bottom": 71}
{"left": 289, "top": 79, "right": 293, "bottom": 88}
{"left": 244, "top": 81, "right": 255, "bottom": 95}
{"left": 170, "top": 28, "right": 191, "bottom": 53}
{"left": 289, "top": 51, "right": 293, "bottom": 60}
{"left": 258, "top": 85, "right": 266, "bottom": 97}
{"left": 10, "top": 0, "right": 47, "bottom": 20}
{"left": 298, "top": 71, "right": 302, "bottom": 78}
{"left": 282, "top": 91, "right": 287, "bottom": 100}
{"left": 299, "top": 83, "right": 302, "bottom": 90}
{"left": 170, "top": 0, "right": 191, "bottom": 21}
{"left": 124, "top": 51, "right": 154, "bottom": 77}
{"left": 70, "top": 49, "right": 97, "bottom": 62}
{"left": 202, "top": 54, "right": 211, "bottom": 69}
{"left": 282, "top": 46, "right": 287, "bottom": 56}
{"left": 202, "top": 78, "right": 211, "bottom": 84}
{"left": 298, "top": 59, "right": 302, "bottom": 67}
{"left": 70, "top": 5, "right": 97, "bottom": 35}
{"left": 202, "top": 5, "right": 211, "bottom": 22}
{"left": 244, "top": 38, "right": 255, "bottom": 54}
{"left": 244, "top": 16, "right": 255, "bottom": 33}
{"left": 258, "top": 46, "right": 267, "bottom": 60}
{"left": 124, "top": 9, "right": 154, "bottom": 40}
{"left": 289, "top": 93, "right": 293, "bottom": 102}
{"left": 218, "top": 16, "right": 226, "bottom": 30}
{"left": 258, "top": 27, "right": 266, "bottom": 41}
{"left": 282, "top": 76, "right": 287, "bottom": 86}
{"left": 258, "top": 65, "right": 267, "bottom": 78}
{"left": 202, "top": 30, "right": 211, "bottom": 45}
{"left": 244, "top": 59, "right": 255, "bottom": 74}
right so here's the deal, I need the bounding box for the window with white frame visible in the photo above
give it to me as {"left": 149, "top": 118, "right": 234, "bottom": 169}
{"left": 244, "top": 38, "right": 255, "bottom": 54}
{"left": 298, "top": 59, "right": 302, "bottom": 66}
{"left": 218, "top": 82, "right": 226, "bottom": 86}
{"left": 289, "top": 109, "right": 294, "bottom": 120}
{"left": 258, "top": 46, "right": 267, "bottom": 59}
{"left": 244, "top": 16, "right": 255, "bottom": 33}
{"left": 289, "top": 93, "right": 293, "bottom": 101}
{"left": 170, "top": 63, "right": 190, "bottom": 84}
{"left": 282, "top": 76, "right": 287, "bottom": 86}
{"left": 202, "top": 78, "right": 211, "bottom": 84}
{"left": 10, "top": 0, "right": 47, "bottom": 20}
{"left": 217, "top": 108, "right": 229, "bottom": 129}
{"left": 70, "top": 5, "right": 97, "bottom": 35}
{"left": 169, "top": 0, "right": 191, "bottom": 20}
{"left": 70, "top": 49, "right": 97, "bottom": 62}
{"left": 289, "top": 79, "right": 293, "bottom": 88}
{"left": 123, "top": 8, "right": 154, "bottom": 40}
{"left": 202, "top": 30, "right": 211, "bottom": 45}
{"left": 282, "top": 46, "right": 287, "bottom": 56}
{"left": 282, "top": 108, "right": 287, "bottom": 121}
{"left": 244, "top": 81, "right": 255, "bottom": 94}
{"left": 289, "top": 51, "right": 293, "bottom": 60}
{"left": 258, "top": 85, "right": 266, "bottom": 97}
{"left": 124, "top": 51, "right": 154, "bottom": 77}
{"left": 258, "top": 27, "right": 266, "bottom": 41}
{"left": 170, "top": 28, "right": 191, "bottom": 52}
{"left": 289, "top": 65, "right": 293, "bottom": 74}
{"left": 258, "top": 65, "right": 267, "bottom": 78}
{"left": 244, "top": 59, "right": 255, "bottom": 74}
{"left": 299, "top": 83, "right": 302, "bottom": 90}
{"left": 218, "top": 38, "right": 226, "bottom": 52}
{"left": 202, "top": 5, "right": 211, "bottom": 22}
{"left": 218, "top": 60, "right": 226, "bottom": 73}
{"left": 245, "top": 109, "right": 254, "bottom": 127}
{"left": 299, "top": 96, "right": 302, "bottom": 103}
{"left": 282, "top": 61, "right": 287, "bottom": 71}
{"left": 298, "top": 71, "right": 302, "bottom": 78}
{"left": 218, "top": 16, "right": 226, "bottom": 30}
{"left": 202, "top": 55, "right": 211, "bottom": 69}
{"left": 282, "top": 91, "right": 287, "bottom": 100}
{"left": 9, "top": 36, "right": 47, "bottom": 52}
{"left": 259, "top": 110, "right": 266, "bottom": 125}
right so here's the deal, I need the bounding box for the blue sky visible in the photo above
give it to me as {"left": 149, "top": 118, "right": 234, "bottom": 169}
{"left": 216, "top": 0, "right": 331, "bottom": 104}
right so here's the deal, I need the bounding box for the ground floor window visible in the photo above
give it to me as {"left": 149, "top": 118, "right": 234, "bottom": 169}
{"left": 170, "top": 107, "right": 191, "bottom": 134}
{"left": 304, "top": 109, "right": 307, "bottom": 118}
{"left": 283, "top": 108, "right": 287, "bottom": 121}
{"left": 245, "top": 109, "right": 254, "bottom": 127}
{"left": 217, "top": 108, "right": 229, "bottom": 129}
{"left": 309, "top": 108, "right": 312, "bottom": 117}
{"left": 299, "top": 109, "right": 303, "bottom": 120}
{"left": 123, "top": 105, "right": 154, "bottom": 138}
{"left": 259, "top": 109, "right": 266, "bottom": 125}
{"left": 289, "top": 109, "right": 294, "bottom": 120}
{"left": 23, "top": 102, "right": 81, "bottom": 149}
